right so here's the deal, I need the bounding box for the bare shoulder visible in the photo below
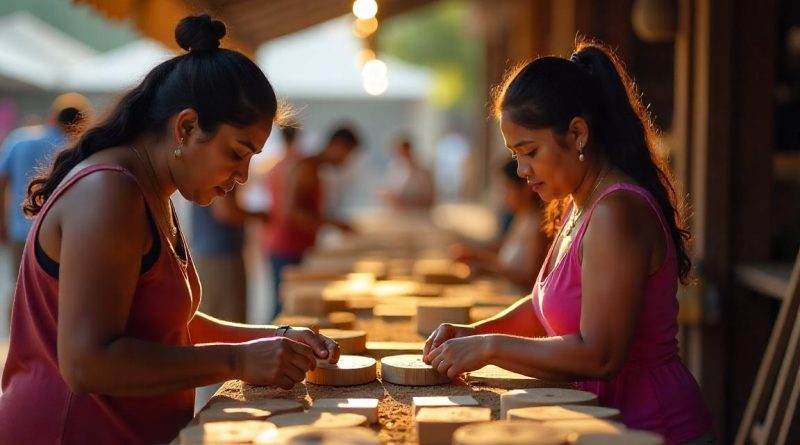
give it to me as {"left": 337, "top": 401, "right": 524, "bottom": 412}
{"left": 583, "top": 187, "right": 663, "bottom": 256}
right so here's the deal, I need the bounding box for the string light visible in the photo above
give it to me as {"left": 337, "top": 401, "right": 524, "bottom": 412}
{"left": 352, "top": 0, "right": 378, "bottom": 20}
{"left": 353, "top": 17, "right": 378, "bottom": 38}
{"left": 362, "top": 59, "right": 388, "bottom": 96}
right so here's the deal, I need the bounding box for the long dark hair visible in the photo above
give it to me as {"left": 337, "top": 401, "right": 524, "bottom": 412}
{"left": 492, "top": 38, "right": 692, "bottom": 283}
{"left": 25, "top": 14, "right": 283, "bottom": 216}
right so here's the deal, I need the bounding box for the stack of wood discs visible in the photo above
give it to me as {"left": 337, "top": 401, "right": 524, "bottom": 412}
{"left": 198, "top": 399, "right": 303, "bottom": 422}
{"left": 254, "top": 426, "right": 379, "bottom": 445}
{"left": 179, "top": 420, "right": 276, "bottom": 444}
{"left": 319, "top": 311, "right": 356, "bottom": 329}
{"left": 415, "top": 407, "right": 491, "bottom": 445}
{"left": 416, "top": 299, "right": 472, "bottom": 336}
{"left": 451, "top": 421, "right": 568, "bottom": 445}
{"left": 573, "top": 430, "right": 665, "bottom": 445}
{"left": 319, "top": 329, "right": 367, "bottom": 354}
{"left": 500, "top": 388, "right": 598, "bottom": 419}
{"left": 267, "top": 411, "right": 368, "bottom": 429}
{"left": 506, "top": 404, "right": 620, "bottom": 422}
{"left": 380, "top": 354, "right": 450, "bottom": 386}
{"left": 466, "top": 365, "right": 571, "bottom": 389}
{"left": 305, "top": 355, "right": 377, "bottom": 386}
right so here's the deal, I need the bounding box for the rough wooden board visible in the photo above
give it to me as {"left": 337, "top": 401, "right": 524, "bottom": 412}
{"left": 254, "top": 426, "right": 380, "bottom": 445}
{"left": 310, "top": 398, "right": 380, "bottom": 423}
{"left": 415, "top": 407, "right": 491, "bottom": 445}
{"left": 466, "top": 365, "right": 574, "bottom": 389}
{"left": 306, "top": 355, "right": 377, "bottom": 387}
{"left": 380, "top": 354, "right": 451, "bottom": 386}
{"left": 412, "top": 395, "right": 480, "bottom": 416}
{"left": 319, "top": 329, "right": 367, "bottom": 354}
{"left": 267, "top": 411, "right": 369, "bottom": 429}
{"left": 179, "top": 420, "right": 275, "bottom": 444}
{"left": 500, "top": 388, "right": 598, "bottom": 419}
{"left": 451, "top": 421, "right": 568, "bottom": 445}
{"left": 506, "top": 404, "right": 620, "bottom": 422}
{"left": 365, "top": 341, "right": 424, "bottom": 358}
{"left": 199, "top": 399, "right": 303, "bottom": 422}
{"left": 574, "top": 430, "right": 665, "bottom": 445}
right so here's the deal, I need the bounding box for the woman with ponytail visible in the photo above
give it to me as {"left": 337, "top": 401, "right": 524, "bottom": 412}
{"left": 424, "top": 39, "right": 713, "bottom": 444}
{"left": 0, "top": 14, "right": 339, "bottom": 444}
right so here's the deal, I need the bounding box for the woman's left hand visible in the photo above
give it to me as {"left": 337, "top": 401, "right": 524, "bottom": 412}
{"left": 284, "top": 328, "right": 341, "bottom": 364}
{"left": 426, "top": 335, "right": 494, "bottom": 380}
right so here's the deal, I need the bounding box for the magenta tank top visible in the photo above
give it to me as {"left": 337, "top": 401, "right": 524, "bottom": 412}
{"left": 532, "top": 183, "right": 711, "bottom": 444}
{"left": 0, "top": 164, "right": 200, "bottom": 444}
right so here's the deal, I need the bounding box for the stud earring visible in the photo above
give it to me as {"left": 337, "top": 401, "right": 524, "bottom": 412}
{"left": 174, "top": 138, "right": 184, "bottom": 160}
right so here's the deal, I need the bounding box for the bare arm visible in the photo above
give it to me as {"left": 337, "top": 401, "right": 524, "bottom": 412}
{"left": 54, "top": 172, "right": 317, "bottom": 396}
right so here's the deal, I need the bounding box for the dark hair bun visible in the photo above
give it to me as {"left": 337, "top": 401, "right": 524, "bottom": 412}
{"left": 175, "top": 14, "right": 226, "bottom": 52}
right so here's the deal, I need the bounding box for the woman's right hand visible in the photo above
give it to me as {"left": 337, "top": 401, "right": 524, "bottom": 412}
{"left": 422, "top": 323, "right": 477, "bottom": 363}
{"left": 236, "top": 337, "right": 317, "bottom": 389}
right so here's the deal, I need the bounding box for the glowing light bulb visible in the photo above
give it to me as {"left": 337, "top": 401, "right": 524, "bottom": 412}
{"left": 362, "top": 59, "right": 388, "bottom": 96}
{"left": 353, "top": 17, "right": 378, "bottom": 38}
{"left": 352, "top": 0, "right": 378, "bottom": 20}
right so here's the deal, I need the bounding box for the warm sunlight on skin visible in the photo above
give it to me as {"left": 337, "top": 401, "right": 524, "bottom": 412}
{"left": 179, "top": 120, "right": 272, "bottom": 205}
{"left": 500, "top": 115, "right": 585, "bottom": 203}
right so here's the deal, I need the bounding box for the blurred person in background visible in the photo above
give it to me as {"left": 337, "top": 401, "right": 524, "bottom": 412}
{"left": 0, "top": 15, "right": 339, "bottom": 444}
{"left": 378, "top": 136, "right": 434, "bottom": 210}
{"left": 452, "top": 159, "right": 549, "bottom": 292}
{"left": 0, "top": 93, "right": 90, "bottom": 316}
{"left": 265, "top": 126, "right": 359, "bottom": 318}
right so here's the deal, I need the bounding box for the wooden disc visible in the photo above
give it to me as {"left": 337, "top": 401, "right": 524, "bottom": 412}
{"left": 179, "top": 420, "right": 276, "bottom": 444}
{"left": 539, "top": 419, "right": 626, "bottom": 434}
{"left": 199, "top": 399, "right": 303, "bottom": 422}
{"left": 380, "top": 354, "right": 450, "bottom": 386}
{"left": 506, "top": 404, "right": 620, "bottom": 422}
{"left": 412, "top": 395, "right": 480, "bottom": 415}
{"left": 267, "top": 411, "right": 368, "bottom": 429}
{"left": 373, "top": 303, "right": 416, "bottom": 319}
{"left": 467, "top": 365, "right": 569, "bottom": 389}
{"left": 310, "top": 398, "right": 379, "bottom": 423}
{"left": 254, "top": 426, "right": 379, "bottom": 445}
{"left": 500, "top": 388, "right": 598, "bottom": 419}
{"left": 451, "top": 421, "right": 568, "bottom": 445}
{"left": 319, "top": 329, "right": 367, "bottom": 354}
{"left": 305, "top": 355, "right": 377, "bottom": 386}
{"left": 416, "top": 407, "right": 491, "bottom": 445}
{"left": 574, "top": 430, "right": 665, "bottom": 445}
{"left": 416, "top": 300, "right": 472, "bottom": 336}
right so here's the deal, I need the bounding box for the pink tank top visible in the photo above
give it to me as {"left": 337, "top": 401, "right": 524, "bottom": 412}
{"left": 0, "top": 164, "right": 200, "bottom": 444}
{"left": 532, "top": 183, "right": 711, "bottom": 444}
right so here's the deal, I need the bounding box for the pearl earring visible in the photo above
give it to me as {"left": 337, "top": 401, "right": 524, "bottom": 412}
{"left": 174, "top": 138, "right": 184, "bottom": 160}
{"left": 578, "top": 141, "right": 585, "bottom": 162}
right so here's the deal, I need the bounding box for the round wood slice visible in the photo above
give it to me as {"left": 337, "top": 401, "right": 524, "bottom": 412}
{"left": 539, "top": 418, "right": 626, "bottom": 434}
{"left": 373, "top": 303, "right": 416, "bottom": 319}
{"left": 506, "top": 404, "right": 620, "bottom": 422}
{"left": 319, "top": 329, "right": 367, "bottom": 354}
{"left": 179, "top": 420, "right": 276, "bottom": 444}
{"left": 380, "top": 354, "right": 450, "bottom": 386}
{"left": 416, "top": 300, "right": 472, "bottom": 336}
{"left": 199, "top": 399, "right": 303, "bottom": 422}
{"left": 266, "top": 411, "right": 368, "bottom": 429}
{"left": 451, "top": 421, "right": 568, "bottom": 445}
{"left": 500, "top": 388, "right": 598, "bottom": 419}
{"left": 322, "top": 311, "right": 356, "bottom": 330}
{"left": 466, "top": 365, "right": 569, "bottom": 389}
{"left": 254, "top": 426, "right": 379, "bottom": 445}
{"left": 574, "top": 430, "right": 665, "bottom": 445}
{"left": 305, "top": 355, "right": 377, "bottom": 386}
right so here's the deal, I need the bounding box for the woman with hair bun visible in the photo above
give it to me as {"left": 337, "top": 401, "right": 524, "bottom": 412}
{"left": 0, "top": 14, "right": 339, "bottom": 444}
{"left": 425, "top": 39, "right": 713, "bottom": 444}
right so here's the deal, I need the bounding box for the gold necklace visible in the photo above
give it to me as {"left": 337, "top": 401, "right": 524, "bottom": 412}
{"left": 130, "top": 146, "right": 177, "bottom": 238}
{"left": 563, "top": 168, "right": 610, "bottom": 237}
